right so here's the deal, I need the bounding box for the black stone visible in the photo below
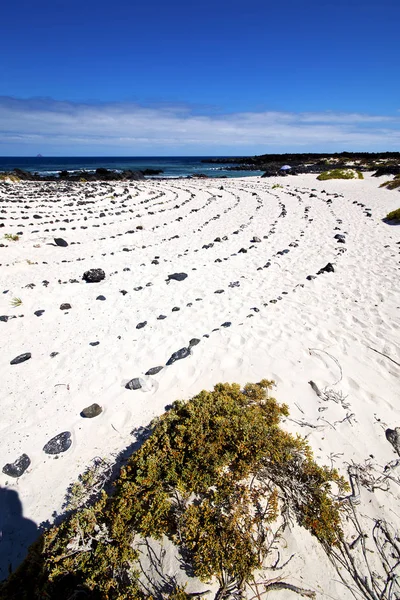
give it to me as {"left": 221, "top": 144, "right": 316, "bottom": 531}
{"left": 157, "top": 315, "right": 167, "bottom": 320}
{"left": 50, "top": 352, "right": 59, "bottom": 358}
{"left": 81, "top": 403, "right": 102, "bottom": 418}
{"left": 317, "top": 263, "right": 335, "bottom": 275}
{"left": 125, "top": 378, "right": 142, "bottom": 390}
{"left": 221, "top": 321, "right": 232, "bottom": 327}
{"left": 145, "top": 366, "right": 163, "bottom": 376}
{"left": 82, "top": 268, "right": 105, "bottom": 283}
{"left": 0, "top": 315, "right": 9, "bottom": 322}
{"left": 54, "top": 238, "right": 68, "bottom": 247}
{"left": 60, "top": 303, "right": 71, "bottom": 310}
{"left": 189, "top": 338, "right": 200, "bottom": 347}
{"left": 167, "top": 272, "right": 188, "bottom": 282}
{"left": 166, "top": 347, "right": 191, "bottom": 366}
{"left": 34, "top": 310, "right": 45, "bottom": 317}
{"left": 172, "top": 307, "right": 180, "bottom": 312}
{"left": 136, "top": 321, "right": 147, "bottom": 329}
{"left": 90, "top": 341, "right": 100, "bottom": 346}
{"left": 43, "top": 431, "right": 72, "bottom": 454}
{"left": 386, "top": 428, "right": 400, "bottom": 455}
{"left": 2, "top": 454, "right": 31, "bottom": 478}
{"left": 96, "top": 295, "right": 106, "bottom": 300}
{"left": 10, "top": 352, "right": 31, "bottom": 365}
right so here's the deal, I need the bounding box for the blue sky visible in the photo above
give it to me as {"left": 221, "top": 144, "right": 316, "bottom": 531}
{"left": 1, "top": 0, "right": 399, "bottom": 155}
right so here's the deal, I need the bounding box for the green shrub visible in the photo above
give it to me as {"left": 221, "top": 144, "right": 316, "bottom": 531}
{"left": 4, "top": 233, "right": 19, "bottom": 241}
{"left": 317, "top": 169, "right": 363, "bottom": 181}
{"left": 380, "top": 175, "right": 400, "bottom": 190}
{"left": 0, "top": 380, "right": 348, "bottom": 600}
{"left": 385, "top": 208, "right": 400, "bottom": 221}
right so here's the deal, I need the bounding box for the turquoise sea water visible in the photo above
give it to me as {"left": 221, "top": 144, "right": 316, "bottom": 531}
{"left": 0, "top": 156, "right": 261, "bottom": 178}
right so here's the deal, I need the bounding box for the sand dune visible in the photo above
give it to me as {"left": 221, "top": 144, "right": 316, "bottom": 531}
{"left": 0, "top": 173, "right": 399, "bottom": 596}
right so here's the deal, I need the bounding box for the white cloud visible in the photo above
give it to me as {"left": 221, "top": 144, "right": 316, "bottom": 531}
{"left": 0, "top": 97, "right": 399, "bottom": 154}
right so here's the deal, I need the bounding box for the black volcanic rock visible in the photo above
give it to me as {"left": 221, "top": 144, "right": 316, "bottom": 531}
{"left": 82, "top": 268, "right": 105, "bottom": 283}
{"left": 125, "top": 378, "right": 142, "bottom": 390}
{"left": 166, "top": 347, "right": 191, "bottom": 365}
{"left": 386, "top": 428, "right": 400, "bottom": 455}
{"left": 10, "top": 352, "right": 31, "bottom": 365}
{"left": 145, "top": 366, "right": 163, "bottom": 376}
{"left": 81, "top": 403, "right": 102, "bottom": 418}
{"left": 167, "top": 272, "right": 188, "bottom": 282}
{"left": 2, "top": 454, "right": 31, "bottom": 478}
{"left": 43, "top": 431, "right": 72, "bottom": 454}
{"left": 54, "top": 238, "right": 68, "bottom": 247}
{"left": 317, "top": 263, "right": 335, "bottom": 275}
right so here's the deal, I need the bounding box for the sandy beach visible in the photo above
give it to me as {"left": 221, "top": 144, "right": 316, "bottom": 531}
{"left": 1, "top": 172, "right": 399, "bottom": 597}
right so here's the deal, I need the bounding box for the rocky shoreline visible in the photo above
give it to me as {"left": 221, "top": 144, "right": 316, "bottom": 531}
{"left": 0, "top": 167, "right": 164, "bottom": 182}
{"left": 202, "top": 151, "right": 400, "bottom": 177}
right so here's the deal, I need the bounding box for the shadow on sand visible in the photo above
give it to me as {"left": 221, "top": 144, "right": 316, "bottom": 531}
{"left": 0, "top": 487, "right": 38, "bottom": 581}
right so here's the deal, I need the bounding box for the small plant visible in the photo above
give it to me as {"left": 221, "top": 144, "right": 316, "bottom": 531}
{"left": 4, "top": 233, "right": 19, "bottom": 241}
{"left": 317, "top": 169, "right": 363, "bottom": 181}
{"left": 385, "top": 207, "right": 400, "bottom": 221}
{"left": 380, "top": 175, "right": 400, "bottom": 190}
{"left": 0, "top": 174, "right": 20, "bottom": 182}
{"left": 10, "top": 297, "right": 22, "bottom": 308}
{"left": 272, "top": 183, "right": 283, "bottom": 189}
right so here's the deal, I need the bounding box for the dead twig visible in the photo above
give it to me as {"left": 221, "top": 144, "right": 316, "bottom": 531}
{"left": 367, "top": 346, "right": 400, "bottom": 368}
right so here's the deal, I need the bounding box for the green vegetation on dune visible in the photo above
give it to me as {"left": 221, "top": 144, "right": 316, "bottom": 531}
{"left": 380, "top": 174, "right": 400, "bottom": 191}
{"left": 1, "top": 380, "right": 349, "bottom": 600}
{"left": 385, "top": 207, "right": 400, "bottom": 221}
{"left": 317, "top": 169, "right": 363, "bottom": 181}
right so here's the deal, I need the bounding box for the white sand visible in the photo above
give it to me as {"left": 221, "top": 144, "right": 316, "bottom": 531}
{"left": 0, "top": 173, "right": 399, "bottom": 596}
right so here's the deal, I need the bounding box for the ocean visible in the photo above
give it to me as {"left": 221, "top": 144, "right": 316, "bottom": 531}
{"left": 0, "top": 156, "right": 261, "bottom": 179}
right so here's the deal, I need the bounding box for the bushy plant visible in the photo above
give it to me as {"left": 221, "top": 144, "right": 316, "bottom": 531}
{"left": 1, "top": 380, "right": 348, "bottom": 600}
{"left": 317, "top": 169, "right": 363, "bottom": 181}
{"left": 385, "top": 207, "right": 400, "bottom": 221}
{"left": 4, "top": 233, "right": 19, "bottom": 241}
{"left": 380, "top": 175, "right": 400, "bottom": 191}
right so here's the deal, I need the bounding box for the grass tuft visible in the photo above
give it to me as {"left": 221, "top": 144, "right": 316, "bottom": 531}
{"left": 10, "top": 297, "right": 22, "bottom": 308}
